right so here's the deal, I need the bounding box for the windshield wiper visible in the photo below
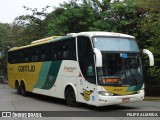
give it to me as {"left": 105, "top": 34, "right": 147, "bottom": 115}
{"left": 125, "top": 59, "right": 138, "bottom": 84}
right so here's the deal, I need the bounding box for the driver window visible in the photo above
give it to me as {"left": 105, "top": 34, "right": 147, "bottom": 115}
{"left": 77, "top": 36, "right": 96, "bottom": 84}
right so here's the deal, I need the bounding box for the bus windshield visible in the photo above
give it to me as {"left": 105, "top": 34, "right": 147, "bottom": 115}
{"left": 97, "top": 53, "right": 143, "bottom": 86}
{"left": 93, "top": 37, "right": 142, "bottom": 86}
{"left": 93, "top": 37, "right": 140, "bottom": 52}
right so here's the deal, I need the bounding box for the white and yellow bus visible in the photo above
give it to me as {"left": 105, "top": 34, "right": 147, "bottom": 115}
{"left": 8, "top": 32, "right": 154, "bottom": 107}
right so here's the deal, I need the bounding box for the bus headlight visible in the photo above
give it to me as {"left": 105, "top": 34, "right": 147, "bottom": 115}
{"left": 98, "top": 91, "right": 113, "bottom": 96}
{"left": 137, "top": 89, "right": 144, "bottom": 94}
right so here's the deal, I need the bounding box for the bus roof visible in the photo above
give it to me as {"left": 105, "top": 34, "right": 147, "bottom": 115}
{"left": 9, "top": 36, "right": 63, "bottom": 51}
{"left": 76, "top": 31, "right": 135, "bottom": 39}
{"left": 31, "top": 36, "right": 61, "bottom": 44}
{"left": 9, "top": 31, "right": 135, "bottom": 51}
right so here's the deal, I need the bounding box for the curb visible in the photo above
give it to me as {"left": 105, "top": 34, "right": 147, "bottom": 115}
{"left": 144, "top": 97, "right": 160, "bottom": 101}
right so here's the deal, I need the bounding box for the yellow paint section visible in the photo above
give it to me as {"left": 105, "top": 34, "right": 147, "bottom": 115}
{"left": 83, "top": 90, "right": 93, "bottom": 101}
{"left": 8, "top": 62, "right": 43, "bottom": 92}
{"left": 103, "top": 86, "right": 134, "bottom": 95}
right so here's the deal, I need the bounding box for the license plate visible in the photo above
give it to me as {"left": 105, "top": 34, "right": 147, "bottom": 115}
{"left": 122, "top": 98, "right": 130, "bottom": 102}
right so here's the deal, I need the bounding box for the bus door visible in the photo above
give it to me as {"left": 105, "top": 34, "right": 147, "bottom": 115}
{"left": 77, "top": 36, "right": 97, "bottom": 105}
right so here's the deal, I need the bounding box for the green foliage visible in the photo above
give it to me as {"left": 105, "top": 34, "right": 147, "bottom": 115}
{"left": 139, "top": 0, "right": 160, "bottom": 80}
{"left": 0, "top": 23, "right": 12, "bottom": 75}
{"left": 47, "top": 0, "right": 98, "bottom": 35}
{"left": 0, "top": 24, "right": 12, "bottom": 50}
{"left": 13, "top": 6, "right": 50, "bottom": 43}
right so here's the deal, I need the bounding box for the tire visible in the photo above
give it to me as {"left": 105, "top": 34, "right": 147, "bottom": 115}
{"left": 21, "top": 83, "right": 28, "bottom": 96}
{"left": 16, "top": 85, "right": 21, "bottom": 94}
{"left": 15, "top": 82, "right": 21, "bottom": 94}
{"left": 65, "top": 87, "right": 78, "bottom": 107}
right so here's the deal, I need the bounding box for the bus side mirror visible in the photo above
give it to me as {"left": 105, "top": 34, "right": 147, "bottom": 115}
{"left": 93, "top": 48, "right": 102, "bottom": 67}
{"left": 143, "top": 49, "right": 154, "bottom": 66}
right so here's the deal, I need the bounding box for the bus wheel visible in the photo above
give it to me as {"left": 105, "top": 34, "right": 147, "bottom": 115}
{"left": 65, "top": 87, "right": 78, "bottom": 107}
{"left": 21, "top": 83, "right": 27, "bottom": 96}
{"left": 15, "top": 82, "right": 21, "bottom": 94}
{"left": 17, "top": 86, "right": 21, "bottom": 94}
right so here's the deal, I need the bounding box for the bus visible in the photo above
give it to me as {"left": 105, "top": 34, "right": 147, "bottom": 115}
{"left": 8, "top": 32, "right": 154, "bottom": 107}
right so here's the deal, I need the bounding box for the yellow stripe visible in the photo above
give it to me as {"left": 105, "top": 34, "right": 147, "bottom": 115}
{"left": 103, "top": 86, "right": 134, "bottom": 95}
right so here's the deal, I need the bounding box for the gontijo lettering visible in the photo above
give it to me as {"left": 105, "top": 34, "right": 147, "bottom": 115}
{"left": 18, "top": 65, "right": 35, "bottom": 72}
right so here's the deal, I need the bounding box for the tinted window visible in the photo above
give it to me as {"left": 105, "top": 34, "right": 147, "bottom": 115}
{"left": 8, "top": 37, "right": 76, "bottom": 64}
{"left": 77, "top": 36, "right": 96, "bottom": 84}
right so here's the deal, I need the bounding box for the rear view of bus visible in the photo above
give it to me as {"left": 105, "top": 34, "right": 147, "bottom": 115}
{"left": 90, "top": 32, "right": 154, "bottom": 106}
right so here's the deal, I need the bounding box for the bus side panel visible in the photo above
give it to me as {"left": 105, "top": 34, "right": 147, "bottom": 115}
{"left": 54, "top": 60, "right": 79, "bottom": 99}
{"left": 33, "top": 60, "right": 80, "bottom": 99}
{"left": 33, "top": 61, "right": 62, "bottom": 97}
{"left": 57, "top": 60, "right": 97, "bottom": 106}
{"left": 8, "top": 62, "right": 43, "bottom": 92}
{"left": 8, "top": 63, "right": 17, "bottom": 89}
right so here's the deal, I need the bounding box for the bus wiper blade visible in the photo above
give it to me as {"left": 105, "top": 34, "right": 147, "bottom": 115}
{"left": 125, "top": 60, "right": 137, "bottom": 84}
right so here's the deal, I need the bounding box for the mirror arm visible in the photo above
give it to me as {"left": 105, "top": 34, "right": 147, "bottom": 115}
{"left": 93, "top": 48, "right": 102, "bottom": 67}
{"left": 143, "top": 49, "right": 154, "bottom": 66}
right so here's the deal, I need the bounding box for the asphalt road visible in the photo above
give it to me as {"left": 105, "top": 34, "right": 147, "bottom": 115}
{"left": 0, "top": 83, "right": 160, "bottom": 120}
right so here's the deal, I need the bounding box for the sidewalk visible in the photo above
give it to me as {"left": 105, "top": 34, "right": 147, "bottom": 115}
{"left": 0, "top": 83, "right": 5, "bottom": 89}
{"left": 144, "top": 96, "right": 160, "bottom": 101}
{"left": 0, "top": 83, "right": 9, "bottom": 89}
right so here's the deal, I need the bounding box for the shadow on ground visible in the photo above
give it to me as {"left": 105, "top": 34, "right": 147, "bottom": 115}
{"left": 13, "top": 91, "right": 137, "bottom": 112}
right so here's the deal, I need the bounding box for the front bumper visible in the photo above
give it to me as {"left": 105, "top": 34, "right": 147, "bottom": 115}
{"left": 96, "top": 92, "right": 144, "bottom": 106}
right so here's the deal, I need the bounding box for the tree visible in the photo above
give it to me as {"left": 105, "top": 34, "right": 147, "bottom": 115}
{"left": 47, "top": 0, "right": 99, "bottom": 36}
{"left": 0, "top": 24, "right": 12, "bottom": 51}
{"left": 139, "top": 0, "right": 160, "bottom": 83}
{"left": 13, "top": 5, "right": 51, "bottom": 44}
{"left": 0, "top": 23, "right": 12, "bottom": 75}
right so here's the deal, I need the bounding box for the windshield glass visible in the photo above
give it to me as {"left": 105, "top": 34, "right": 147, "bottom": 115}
{"left": 93, "top": 37, "right": 140, "bottom": 52}
{"left": 97, "top": 53, "right": 143, "bottom": 86}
